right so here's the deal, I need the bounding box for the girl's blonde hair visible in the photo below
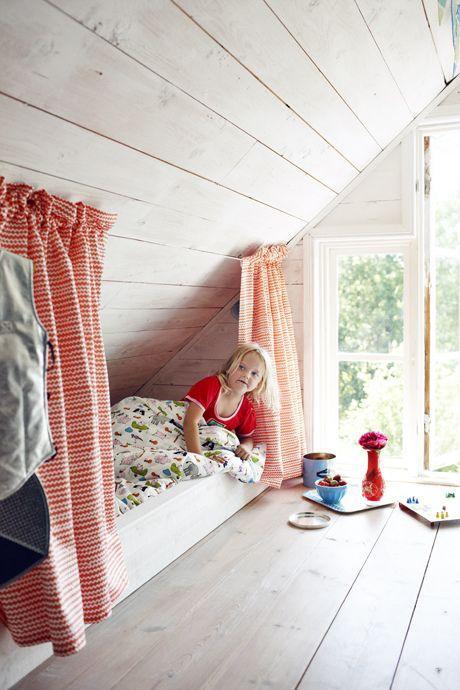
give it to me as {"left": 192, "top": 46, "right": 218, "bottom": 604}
{"left": 217, "top": 342, "right": 279, "bottom": 410}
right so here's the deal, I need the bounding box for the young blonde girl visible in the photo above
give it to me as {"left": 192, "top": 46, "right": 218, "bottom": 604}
{"left": 183, "top": 343, "right": 278, "bottom": 460}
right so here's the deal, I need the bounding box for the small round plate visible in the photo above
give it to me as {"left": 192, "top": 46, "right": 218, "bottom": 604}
{"left": 288, "top": 511, "right": 331, "bottom": 530}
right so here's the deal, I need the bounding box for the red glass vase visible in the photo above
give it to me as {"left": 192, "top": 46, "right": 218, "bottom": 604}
{"left": 362, "top": 449, "right": 385, "bottom": 501}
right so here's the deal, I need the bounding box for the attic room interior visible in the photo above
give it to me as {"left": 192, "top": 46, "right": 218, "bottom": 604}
{"left": 1, "top": 1, "right": 460, "bottom": 689}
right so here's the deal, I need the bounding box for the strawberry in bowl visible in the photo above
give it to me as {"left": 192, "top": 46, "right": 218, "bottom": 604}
{"left": 315, "top": 474, "right": 348, "bottom": 505}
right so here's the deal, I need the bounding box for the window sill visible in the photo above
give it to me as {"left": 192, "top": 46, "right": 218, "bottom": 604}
{"left": 340, "top": 464, "right": 460, "bottom": 487}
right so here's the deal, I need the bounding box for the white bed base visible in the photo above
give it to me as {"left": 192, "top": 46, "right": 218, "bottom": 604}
{"left": 0, "top": 475, "right": 267, "bottom": 689}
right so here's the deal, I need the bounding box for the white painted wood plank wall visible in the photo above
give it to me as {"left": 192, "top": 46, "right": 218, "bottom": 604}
{"left": 0, "top": 0, "right": 451, "bottom": 401}
{"left": 316, "top": 144, "right": 403, "bottom": 229}
{"left": 291, "top": 143, "right": 403, "bottom": 375}
{"left": 132, "top": 243, "right": 304, "bottom": 404}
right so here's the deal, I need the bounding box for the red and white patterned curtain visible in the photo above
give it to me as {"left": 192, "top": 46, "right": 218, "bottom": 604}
{"left": 239, "top": 244, "right": 306, "bottom": 488}
{"left": 0, "top": 179, "right": 127, "bottom": 655}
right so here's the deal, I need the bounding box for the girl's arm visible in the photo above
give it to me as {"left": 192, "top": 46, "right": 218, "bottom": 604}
{"left": 183, "top": 401, "right": 203, "bottom": 454}
{"left": 235, "top": 437, "right": 253, "bottom": 461}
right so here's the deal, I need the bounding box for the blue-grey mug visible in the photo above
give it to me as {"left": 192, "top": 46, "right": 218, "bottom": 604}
{"left": 302, "top": 452, "right": 336, "bottom": 487}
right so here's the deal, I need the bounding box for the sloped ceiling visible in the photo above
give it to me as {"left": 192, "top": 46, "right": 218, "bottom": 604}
{"left": 0, "top": 0, "right": 457, "bottom": 400}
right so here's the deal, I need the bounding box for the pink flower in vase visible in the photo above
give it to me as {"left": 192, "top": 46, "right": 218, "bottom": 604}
{"left": 359, "top": 431, "right": 388, "bottom": 501}
{"left": 358, "top": 431, "right": 388, "bottom": 451}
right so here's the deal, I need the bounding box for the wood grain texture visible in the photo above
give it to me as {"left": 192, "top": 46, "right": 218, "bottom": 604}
{"left": 0, "top": 0, "right": 454, "bottom": 405}
{"left": 0, "top": 0, "right": 252, "bottom": 182}
{"left": 53, "top": 0, "right": 357, "bottom": 191}
{"left": 11, "top": 480, "right": 387, "bottom": 690}
{"left": 140, "top": 243, "right": 304, "bottom": 399}
{"left": 153, "top": 357, "right": 223, "bottom": 385}
{"left": 422, "top": 0, "right": 456, "bottom": 82}
{"left": 134, "top": 293, "right": 237, "bottom": 397}
{"left": 104, "top": 327, "right": 200, "bottom": 360}
{"left": 101, "top": 306, "right": 218, "bottom": 333}
{"left": 220, "top": 141, "right": 336, "bottom": 218}
{"left": 317, "top": 144, "right": 402, "bottom": 227}
{"left": 107, "top": 353, "right": 177, "bottom": 388}
{"left": 12, "top": 480, "right": 459, "bottom": 690}
{"left": 130, "top": 383, "right": 188, "bottom": 401}
{"left": 178, "top": 322, "right": 238, "bottom": 361}
{"left": 297, "top": 505, "right": 437, "bottom": 690}
{"left": 342, "top": 145, "right": 402, "bottom": 203}
{"left": 137, "top": 320, "right": 238, "bottom": 396}
{"left": 392, "top": 520, "right": 460, "bottom": 690}
{"left": 317, "top": 199, "right": 402, "bottom": 227}
{"left": 0, "top": 162, "right": 303, "bottom": 257}
{"left": 0, "top": 95, "right": 305, "bottom": 238}
{"left": 175, "top": 0, "right": 379, "bottom": 170}
{"left": 103, "top": 236, "right": 241, "bottom": 287}
{"left": 100, "top": 282, "right": 235, "bottom": 310}
{"left": 266, "top": 0, "right": 412, "bottom": 146}
{"left": 355, "top": 0, "right": 445, "bottom": 114}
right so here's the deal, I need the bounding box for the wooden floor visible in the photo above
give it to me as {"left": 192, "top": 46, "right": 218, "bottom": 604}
{"left": 14, "top": 478, "right": 459, "bottom": 690}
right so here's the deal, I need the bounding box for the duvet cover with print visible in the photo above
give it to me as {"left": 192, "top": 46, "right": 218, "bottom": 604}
{"left": 111, "top": 397, "right": 265, "bottom": 514}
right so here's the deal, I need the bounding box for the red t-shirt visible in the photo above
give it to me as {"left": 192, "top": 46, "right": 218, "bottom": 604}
{"left": 184, "top": 375, "right": 256, "bottom": 438}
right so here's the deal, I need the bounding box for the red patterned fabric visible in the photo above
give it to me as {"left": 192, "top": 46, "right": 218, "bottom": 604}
{"left": 0, "top": 179, "right": 127, "bottom": 655}
{"left": 239, "top": 245, "right": 306, "bottom": 488}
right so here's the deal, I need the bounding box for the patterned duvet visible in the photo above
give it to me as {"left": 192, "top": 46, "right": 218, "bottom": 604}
{"left": 111, "top": 397, "right": 266, "bottom": 514}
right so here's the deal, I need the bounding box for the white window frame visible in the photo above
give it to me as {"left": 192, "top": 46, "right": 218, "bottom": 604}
{"left": 414, "top": 117, "right": 460, "bottom": 485}
{"left": 303, "top": 132, "right": 460, "bottom": 485}
{"left": 305, "top": 232, "right": 419, "bottom": 480}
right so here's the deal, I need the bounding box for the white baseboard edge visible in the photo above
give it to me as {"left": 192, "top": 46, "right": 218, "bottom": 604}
{"left": 1, "top": 475, "right": 267, "bottom": 689}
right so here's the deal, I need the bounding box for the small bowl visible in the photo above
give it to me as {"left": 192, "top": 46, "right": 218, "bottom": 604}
{"left": 315, "top": 479, "right": 348, "bottom": 505}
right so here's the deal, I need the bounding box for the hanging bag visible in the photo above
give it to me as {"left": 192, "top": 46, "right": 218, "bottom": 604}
{"left": 0, "top": 474, "right": 49, "bottom": 588}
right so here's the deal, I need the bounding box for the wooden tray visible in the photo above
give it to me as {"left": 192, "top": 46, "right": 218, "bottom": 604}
{"left": 303, "top": 486, "right": 395, "bottom": 513}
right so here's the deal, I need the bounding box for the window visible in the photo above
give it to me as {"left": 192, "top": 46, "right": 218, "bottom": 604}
{"left": 306, "top": 128, "right": 460, "bottom": 484}
{"left": 309, "top": 236, "right": 416, "bottom": 475}
{"left": 423, "top": 130, "right": 460, "bottom": 475}
{"left": 337, "top": 252, "right": 405, "bottom": 466}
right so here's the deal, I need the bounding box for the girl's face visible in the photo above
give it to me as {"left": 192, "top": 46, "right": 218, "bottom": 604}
{"left": 227, "top": 352, "right": 264, "bottom": 395}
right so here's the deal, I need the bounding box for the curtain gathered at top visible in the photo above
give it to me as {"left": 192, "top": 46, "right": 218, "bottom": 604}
{"left": 0, "top": 178, "right": 127, "bottom": 655}
{"left": 239, "top": 244, "right": 306, "bottom": 488}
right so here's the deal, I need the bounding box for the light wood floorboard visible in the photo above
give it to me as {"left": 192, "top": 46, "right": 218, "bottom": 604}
{"left": 13, "top": 479, "right": 459, "bottom": 690}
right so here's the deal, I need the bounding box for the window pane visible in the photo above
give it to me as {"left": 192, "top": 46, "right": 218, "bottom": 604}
{"left": 338, "top": 361, "right": 403, "bottom": 467}
{"left": 338, "top": 254, "right": 404, "bottom": 353}
{"left": 434, "top": 196, "right": 460, "bottom": 250}
{"left": 432, "top": 131, "right": 460, "bottom": 250}
{"left": 430, "top": 132, "right": 460, "bottom": 475}
{"left": 431, "top": 360, "right": 460, "bottom": 472}
{"left": 436, "top": 257, "right": 460, "bottom": 353}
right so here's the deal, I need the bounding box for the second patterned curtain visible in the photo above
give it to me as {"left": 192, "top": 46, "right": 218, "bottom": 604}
{"left": 239, "top": 244, "right": 306, "bottom": 488}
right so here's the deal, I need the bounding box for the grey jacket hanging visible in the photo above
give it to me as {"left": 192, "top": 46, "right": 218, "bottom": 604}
{"left": 0, "top": 249, "right": 55, "bottom": 500}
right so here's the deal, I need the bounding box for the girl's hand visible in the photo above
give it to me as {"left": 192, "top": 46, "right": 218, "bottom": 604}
{"left": 235, "top": 445, "right": 251, "bottom": 461}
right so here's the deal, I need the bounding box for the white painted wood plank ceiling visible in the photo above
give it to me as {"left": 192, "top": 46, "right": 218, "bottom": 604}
{"left": 0, "top": 0, "right": 456, "bottom": 398}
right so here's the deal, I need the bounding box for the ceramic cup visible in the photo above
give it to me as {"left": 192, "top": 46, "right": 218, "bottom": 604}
{"left": 302, "top": 452, "right": 336, "bottom": 487}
